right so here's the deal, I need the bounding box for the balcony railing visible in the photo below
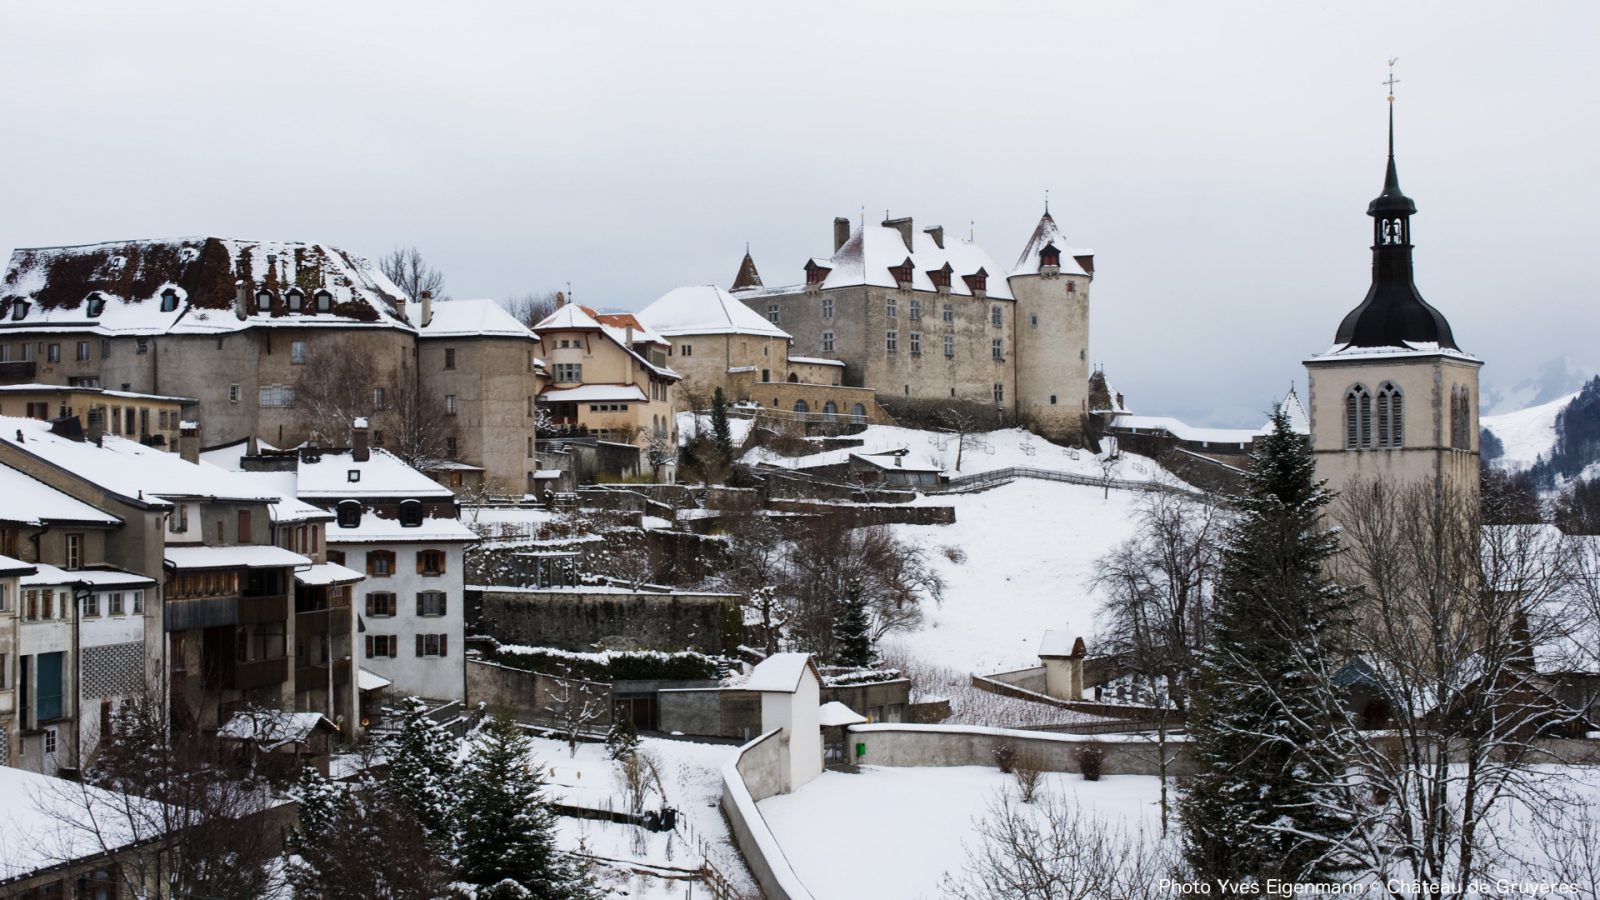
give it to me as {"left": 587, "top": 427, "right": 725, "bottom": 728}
{"left": 230, "top": 656, "right": 289, "bottom": 691}
{"left": 165, "top": 596, "right": 239, "bottom": 631}
{"left": 239, "top": 594, "right": 288, "bottom": 626}
{"left": 0, "top": 361, "right": 38, "bottom": 384}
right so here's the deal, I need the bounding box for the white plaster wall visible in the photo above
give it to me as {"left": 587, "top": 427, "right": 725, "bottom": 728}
{"left": 337, "top": 540, "right": 466, "bottom": 701}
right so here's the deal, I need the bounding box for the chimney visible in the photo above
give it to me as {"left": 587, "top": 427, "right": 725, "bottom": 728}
{"left": 352, "top": 417, "right": 370, "bottom": 462}
{"left": 883, "top": 216, "right": 914, "bottom": 251}
{"left": 420, "top": 290, "right": 433, "bottom": 328}
{"left": 625, "top": 324, "right": 635, "bottom": 348}
{"left": 178, "top": 420, "right": 200, "bottom": 463}
{"left": 86, "top": 407, "right": 105, "bottom": 446}
{"left": 555, "top": 290, "right": 566, "bottom": 309}
{"left": 833, "top": 217, "right": 852, "bottom": 252}
{"left": 923, "top": 225, "right": 944, "bottom": 249}
{"left": 234, "top": 281, "right": 248, "bottom": 320}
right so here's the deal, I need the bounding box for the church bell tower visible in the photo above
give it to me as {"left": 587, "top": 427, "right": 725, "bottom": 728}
{"left": 1303, "top": 87, "right": 1482, "bottom": 497}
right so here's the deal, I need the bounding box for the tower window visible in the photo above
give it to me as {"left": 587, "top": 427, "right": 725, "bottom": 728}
{"left": 768, "top": 304, "right": 780, "bottom": 324}
{"left": 160, "top": 288, "right": 179, "bottom": 312}
{"left": 315, "top": 289, "right": 333, "bottom": 311}
{"left": 991, "top": 306, "right": 1003, "bottom": 328}
{"left": 286, "top": 288, "right": 304, "bottom": 311}
{"left": 1376, "top": 382, "right": 1404, "bottom": 448}
{"left": 1344, "top": 384, "right": 1372, "bottom": 449}
{"left": 821, "top": 297, "right": 834, "bottom": 319}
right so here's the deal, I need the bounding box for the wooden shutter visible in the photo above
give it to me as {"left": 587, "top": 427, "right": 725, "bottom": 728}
{"left": 416, "top": 552, "right": 425, "bottom": 574}
{"left": 439, "top": 594, "right": 447, "bottom": 616}
{"left": 364, "top": 636, "right": 373, "bottom": 658}
{"left": 415, "top": 634, "right": 424, "bottom": 657}
{"left": 440, "top": 635, "right": 447, "bottom": 657}
{"left": 416, "top": 593, "right": 424, "bottom": 615}
{"left": 365, "top": 553, "right": 375, "bottom": 577}
{"left": 365, "top": 595, "right": 373, "bottom": 616}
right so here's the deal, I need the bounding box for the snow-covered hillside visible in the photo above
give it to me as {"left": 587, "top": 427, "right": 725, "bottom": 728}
{"left": 1481, "top": 390, "right": 1579, "bottom": 470}
{"left": 745, "top": 424, "right": 1162, "bottom": 480}
{"left": 885, "top": 479, "right": 1145, "bottom": 674}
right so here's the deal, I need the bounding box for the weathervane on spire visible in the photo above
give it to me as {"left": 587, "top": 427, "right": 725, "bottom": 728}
{"left": 1044, "top": 188, "right": 1050, "bottom": 215}
{"left": 1384, "top": 57, "right": 1400, "bottom": 102}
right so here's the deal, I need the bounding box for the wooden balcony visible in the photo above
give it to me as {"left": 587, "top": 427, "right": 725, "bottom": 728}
{"left": 166, "top": 596, "right": 239, "bottom": 632}
{"left": 229, "top": 656, "right": 288, "bottom": 691}
{"left": 239, "top": 594, "right": 288, "bottom": 626}
{"left": 0, "top": 360, "right": 38, "bottom": 384}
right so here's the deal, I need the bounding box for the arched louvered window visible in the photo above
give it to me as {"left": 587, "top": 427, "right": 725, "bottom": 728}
{"left": 1376, "top": 382, "right": 1403, "bottom": 448}
{"left": 1344, "top": 384, "right": 1372, "bottom": 449}
{"left": 1450, "top": 386, "right": 1473, "bottom": 450}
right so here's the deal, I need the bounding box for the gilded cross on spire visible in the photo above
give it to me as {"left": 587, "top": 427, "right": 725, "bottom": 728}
{"left": 1384, "top": 57, "right": 1400, "bottom": 102}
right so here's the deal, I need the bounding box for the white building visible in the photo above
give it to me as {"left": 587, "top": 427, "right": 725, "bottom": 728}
{"left": 745, "top": 652, "right": 824, "bottom": 792}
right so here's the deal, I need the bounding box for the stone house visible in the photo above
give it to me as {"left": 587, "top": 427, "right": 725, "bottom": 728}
{"left": 0, "top": 238, "right": 543, "bottom": 491}
{"left": 0, "top": 383, "right": 196, "bottom": 451}
{"left": 532, "top": 302, "right": 681, "bottom": 479}
{"left": 730, "top": 211, "right": 1094, "bottom": 441}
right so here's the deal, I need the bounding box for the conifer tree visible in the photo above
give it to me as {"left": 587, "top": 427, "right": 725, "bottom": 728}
{"left": 457, "top": 715, "right": 596, "bottom": 899}
{"left": 384, "top": 696, "right": 460, "bottom": 844}
{"left": 832, "top": 577, "right": 876, "bottom": 668}
{"left": 605, "top": 712, "right": 640, "bottom": 761}
{"left": 1181, "top": 407, "right": 1360, "bottom": 884}
{"left": 711, "top": 387, "right": 735, "bottom": 470}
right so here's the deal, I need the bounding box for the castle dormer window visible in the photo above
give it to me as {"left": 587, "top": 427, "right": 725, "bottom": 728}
{"left": 255, "top": 289, "right": 272, "bottom": 311}
{"left": 805, "top": 260, "right": 830, "bottom": 286}
{"left": 314, "top": 289, "right": 332, "bottom": 312}
{"left": 1040, "top": 244, "right": 1061, "bottom": 270}
{"left": 399, "top": 499, "right": 424, "bottom": 527}
{"left": 336, "top": 499, "right": 362, "bottom": 528}
{"left": 286, "top": 288, "right": 304, "bottom": 311}
{"left": 85, "top": 293, "right": 105, "bottom": 317}
{"left": 10, "top": 301, "right": 28, "bottom": 321}
{"left": 889, "top": 258, "right": 915, "bottom": 286}
{"left": 160, "top": 288, "right": 179, "bottom": 312}
{"left": 928, "top": 264, "right": 953, "bottom": 291}
{"left": 963, "top": 269, "right": 988, "bottom": 293}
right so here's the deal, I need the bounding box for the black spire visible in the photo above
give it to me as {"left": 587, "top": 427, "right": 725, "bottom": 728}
{"left": 1333, "top": 101, "right": 1457, "bottom": 351}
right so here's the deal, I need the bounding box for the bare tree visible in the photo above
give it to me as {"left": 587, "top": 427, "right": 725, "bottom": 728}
{"left": 783, "top": 522, "right": 944, "bottom": 658}
{"left": 716, "top": 508, "right": 789, "bottom": 654}
{"left": 1328, "top": 477, "right": 1584, "bottom": 887}
{"left": 384, "top": 365, "right": 455, "bottom": 468}
{"left": 1096, "top": 436, "right": 1122, "bottom": 499}
{"left": 935, "top": 405, "right": 992, "bottom": 473}
{"left": 545, "top": 666, "right": 607, "bottom": 757}
{"left": 39, "top": 692, "right": 282, "bottom": 900}
{"left": 295, "top": 337, "right": 453, "bottom": 466}
{"left": 941, "top": 790, "right": 1183, "bottom": 900}
{"left": 506, "top": 290, "right": 561, "bottom": 330}
{"left": 380, "top": 245, "right": 446, "bottom": 302}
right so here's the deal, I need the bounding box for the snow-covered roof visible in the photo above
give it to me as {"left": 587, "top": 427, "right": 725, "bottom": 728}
{"left": 539, "top": 383, "right": 650, "bottom": 404}
{"left": 1038, "top": 629, "right": 1083, "bottom": 658}
{"left": 787, "top": 356, "right": 846, "bottom": 368}
{"left": 220, "top": 470, "right": 333, "bottom": 524}
{"left": 325, "top": 512, "right": 478, "bottom": 544}
{"left": 292, "top": 448, "right": 455, "bottom": 500}
{"left": 295, "top": 562, "right": 365, "bottom": 586}
{"left": 0, "top": 764, "right": 167, "bottom": 881}
{"left": 0, "top": 553, "right": 35, "bottom": 577}
{"left": 1009, "top": 211, "right": 1092, "bottom": 278}
{"left": 534, "top": 304, "right": 680, "bottom": 380}
{"left": 164, "top": 545, "right": 311, "bottom": 571}
{"left": 637, "top": 285, "right": 791, "bottom": 338}
{"left": 21, "top": 563, "right": 155, "bottom": 589}
{"left": 0, "top": 237, "right": 412, "bottom": 338}
{"left": 1306, "top": 342, "right": 1482, "bottom": 364}
{"left": 594, "top": 311, "right": 671, "bottom": 347}
{"left": 0, "top": 461, "right": 123, "bottom": 526}
{"left": 803, "top": 223, "right": 1017, "bottom": 301}
{"left": 745, "top": 652, "right": 819, "bottom": 693}
{"left": 407, "top": 297, "right": 536, "bottom": 340}
{"left": 817, "top": 700, "right": 868, "bottom": 727}
{"left": 357, "top": 667, "right": 392, "bottom": 692}
{"left": 850, "top": 452, "right": 942, "bottom": 473}
{"left": 1113, "top": 415, "right": 1261, "bottom": 446}
{"left": 0, "top": 383, "right": 198, "bottom": 404}
{"left": 0, "top": 416, "right": 281, "bottom": 507}
{"left": 216, "top": 709, "right": 336, "bottom": 751}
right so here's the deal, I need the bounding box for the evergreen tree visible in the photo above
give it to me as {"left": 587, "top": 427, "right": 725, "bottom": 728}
{"left": 287, "top": 766, "right": 450, "bottom": 899}
{"left": 1182, "top": 407, "right": 1360, "bottom": 884}
{"left": 457, "top": 715, "right": 596, "bottom": 899}
{"left": 605, "top": 712, "right": 640, "bottom": 761}
{"left": 711, "top": 387, "right": 735, "bottom": 470}
{"left": 384, "top": 696, "right": 460, "bottom": 844}
{"left": 832, "top": 577, "right": 876, "bottom": 668}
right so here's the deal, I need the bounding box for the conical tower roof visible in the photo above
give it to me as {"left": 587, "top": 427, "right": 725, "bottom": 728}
{"left": 730, "top": 248, "right": 763, "bottom": 292}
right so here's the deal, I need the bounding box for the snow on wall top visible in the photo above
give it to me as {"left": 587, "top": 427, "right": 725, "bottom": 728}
{"left": 0, "top": 415, "right": 281, "bottom": 506}
{"left": 638, "top": 285, "right": 792, "bottom": 338}
{"left": 408, "top": 297, "right": 536, "bottom": 340}
{"left": 0, "top": 237, "right": 412, "bottom": 337}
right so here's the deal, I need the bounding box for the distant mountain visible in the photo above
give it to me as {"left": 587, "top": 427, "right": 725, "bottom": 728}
{"left": 1482, "top": 354, "right": 1593, "bottom": 415}
{"left": 1482, "top": 375, "right": 1600, "bottom": 488}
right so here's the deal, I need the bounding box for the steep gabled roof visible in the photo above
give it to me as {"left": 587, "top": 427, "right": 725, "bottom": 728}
{"left": 0, "top": 237, "right": 412, "bottom": 337}
{"left": 534, "top": 304, "right": 680, "bottom": 380}
{"left": 1010, "top": 211, "right": 1092, "bottom": 278}
{"left": 407, "top": 298, "right": 536, "bottom": 340}
{"left": 800, "top": 222, "right": 1016, "bottom": 300}
{"left": 637, "top": 285, "right": 791, "bottom": 338}
{"left": 731, "top": 250, "right": 763, "bottom": 291}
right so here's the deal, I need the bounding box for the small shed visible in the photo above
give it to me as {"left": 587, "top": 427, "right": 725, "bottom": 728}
{"left": 1038, "top": 630, "right": 1087, "bottom": 701}
{"left": 746, "top": 653, "right": 825, "bottom": 791}
{"left": 217, "top": 709, "right": 338, "bottom": 778}
{"left": 848, "top": 450, "right": 942, "bottom": 487}
{"left": 818, "top": 701, "right": 868, "bottom": 767}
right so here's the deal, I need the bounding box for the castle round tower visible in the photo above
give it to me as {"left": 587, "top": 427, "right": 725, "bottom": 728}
{"left": 1008, "top": 210, "right": 1094, "bottom": 442}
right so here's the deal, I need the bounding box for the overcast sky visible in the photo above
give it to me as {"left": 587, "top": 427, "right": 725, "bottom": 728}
{"left": 3, "top": 1, "right": 1596, "bottom": 425}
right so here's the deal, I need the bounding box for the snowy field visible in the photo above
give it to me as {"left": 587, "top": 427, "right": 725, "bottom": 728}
{"left": 885, "top": 479, "right": 1145, "bottom": 675}
{"left": 744, "top": 424, "right": 1163, "bottom": 480}
{"left": 1481, "top": 390, "right": 1577, "bottom": 471}
{"left": 518, "top": 733, "right": 756, "bottom": 896}
{"left": 759, "top": 764, "right": 1600, "bottom": 900}
{"left": 760, "top": 766, "right": 1161, "bottom": 900}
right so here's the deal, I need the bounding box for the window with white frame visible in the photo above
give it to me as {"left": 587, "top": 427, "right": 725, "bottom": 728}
{"left": 259, "top": 385, "right": 295, "bottom": 407}
{"left": 767, "top": 305, "right": 780, "bottom": 324}
{"left": 942, "top": 303, "right": 953, "bottom": 323}
{"left": 821, "top": 331, "right": 835, "bottom": 352}
{"left": 885, "top": 296, "right": 897, "bottom": 318}
{"left": 110, "top": 591, "right": 124, "bottom": 615}
{"left": 290, "top": 341, "right": 307, "bottom": 364}
{"left": 365, "top": 635, "right": 398, "bottom": 658}
{"left": 445, "top": 394, "right": 457, "bottom": 415}
{"left": 554, "top": 363, "right": 582, "bottom": 383}
{"left": 910, "top": 333, "right": 922, "bottom": 355}
{"left": 417, "top": 591, "right": 447, "bottom": 616}
{"left": 366, "top": 592, "right": 397, "bottom": 616}
{"left": 993, "top": 383, "right": 1004, "bottom": 404}
{"left": 909, "top": 298, "right": 921, "bottom": 320}
{"left": 885, "top": 330, "right": 898, "bottom": 353}
{"left": 228, "top": 384, "right": 240, "bottom": 403}
{"left": 822, "top": 297, "right": 834, "bottom": 319}
{"left": 132, "top": 590, "right": 144, "bottom": 613}
{"left": 944, "top": 335, "right": 955, "bottom": 357}
{"left": 992, "top": 339, "right": 1004, "bottom": 360}
{"left": 418, "top": 633, "right": 448, "bottom": 657}
{"left": 991, "top": 306, "right": 1003, "bottom": 328}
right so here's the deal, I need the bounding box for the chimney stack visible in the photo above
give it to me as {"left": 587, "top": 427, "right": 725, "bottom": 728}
{"left": 833, "top": 217, "right": 852, "bottom": 252}
{"left": 923, "top": 225, "right": 944, "bottom": 249}
{"left": 420, "top": 290, "right": 433, "bottom": 328}
{"left": 555, "top": 291, "right": 566, "bottom": 309}
{"left": 178, "top": 421, "right": 200, "bottom": 463}
{"left": 883, "top": 216, "right": 914, "bottom": 251}
{"left": 625, "top": 324, "right": 635, "bottom": 348}
{"left": 234, "top": 281, "right": 248, "bottom": 320}
{"left": 86, "top": 407, "right": 105, "bottom": 446}
{"left": 352, "top": 417, "right": 370, "bottom": 462}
